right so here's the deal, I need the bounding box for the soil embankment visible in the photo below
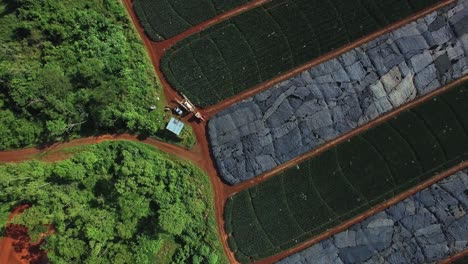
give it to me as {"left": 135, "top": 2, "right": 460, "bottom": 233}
{"left": 0, "top": 205, "right": 49, "bottom": 264}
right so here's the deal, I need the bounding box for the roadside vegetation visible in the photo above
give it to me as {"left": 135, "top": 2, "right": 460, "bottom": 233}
{"left": 0, "top": 0, "right": 194, "bottom": 150}
{"left": 0, "top": 141, "right": 227, "bottom": 263}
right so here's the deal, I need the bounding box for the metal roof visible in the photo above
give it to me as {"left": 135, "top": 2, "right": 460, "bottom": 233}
{"left": 166, "top": 117, "right": 184, "bottom": 136}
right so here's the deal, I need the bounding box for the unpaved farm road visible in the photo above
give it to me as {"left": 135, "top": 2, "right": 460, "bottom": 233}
{"left": 120, "top": 0, "right": 461, "bottom": 262}
{"left": 1, "top": 0, "right": 464, "bottom": 263}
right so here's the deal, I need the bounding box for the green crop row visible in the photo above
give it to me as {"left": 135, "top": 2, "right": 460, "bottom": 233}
{"left": 161, "top": 0, "right": 440, "bottom": 106}
{"left": 133, "top": 0, "right": 250, "bottom": 41}
{"left": 224, "top": 81, "right": 468, "bottom": 262}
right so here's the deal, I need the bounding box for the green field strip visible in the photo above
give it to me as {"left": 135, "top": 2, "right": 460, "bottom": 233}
{"left": 386, "top": 121, "right": 426, "bottom": 176}
{"left": 168, "top": 0, "right": 217, "bottom": 26}
{"left": 363, "top": 124, "right": 423, "bottom": 187}
{"left": 133, "top": 0, "right": 248, "bottom": 41}
{"left": 357, "top": 0, "right": 386, "bottom": 26}
{"left": 442, "top": 88, "right": 468, "bottom": 131}
{"left": 279, "top": 176, "right": 307, "bottom": 233}
{"left": 388, "top": 111, "right": 447, "bottom": 172}
{"left": 333, "top": 147, "right": 373, "bottom": 205}
{"left": 210, "top": 24, "right": 262, "bottom": 97}
{"left": 225, "top": 81, "right": 468, "bottom": 262}
{"left": 161, "top": 0, "right": 440, "bottom": 106}
{"left": 165, "top": 0, "right": 195, "bottom": 27}
{"left": 229, "top": 191, "right": 277, "bottom": 258}
{"left": 309, "top": 149, "right": 365, "bottom": 215}
{"left": 265, "top": 1, "right": 320, "bottom": 65}
{"left": 414, "top": 99, "right": 468, "bottom": 159}
{"left": 440, "top": 97, "right": 468, "bottom": 139}
{"left": 166, "top": 46, "right": 214, "bottom": 101}
{"left": 261, "top": 7, "right": 295, "bottom": 67}
{"left": 188, "top": 42, "right": 224, "bottom": 102}
{"left": 282, "top": 170, "right": 338, "bottom": 232}
{"left": 326, "top": 0, "right": 351, "bottom": 43}
{"left": 194, "top": 36, "right": 236, "bottom": 97}
{"left": 133, "top": 0, "right": 191, "bottom": 41}
{"left": 412, "top": 109, "right": 450, "bottom": 161}
{"left": 249, "top": 178, "right": 304, "bottom": 246}
{"left": 232, "top": 8, "right": 294, "bottom": 80}
{"left": 360, "top": 134, "right": 400, "bottom": 189}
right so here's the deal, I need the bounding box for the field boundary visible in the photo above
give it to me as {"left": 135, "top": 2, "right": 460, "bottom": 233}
{"left": 439, "top": 248, "right": 468, "bottom": 264}
{"left": 0, "top": 134, "right": 198, "bottom": 164}
{"left": 225, "top": 74, "right": 468, "bottom": 196}
{"left": 256, "top": 161, "right": 468, "bottom": 263}
{"left": 135, "top": 0, "right": 272, "bottom": 53}
{"left": 203, "top": 0, "right": 455, "bottom": 117}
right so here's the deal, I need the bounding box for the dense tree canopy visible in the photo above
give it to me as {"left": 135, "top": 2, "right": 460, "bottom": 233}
{"left": 0, "top": 141, "right": 226, "bottom": 263}
{"left": 0, "top": 0, "right": 193, "bottom": 149}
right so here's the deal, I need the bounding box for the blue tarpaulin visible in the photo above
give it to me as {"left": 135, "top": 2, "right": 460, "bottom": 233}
{"left": 166, "top": 117, "right": 184, "bottom": 136}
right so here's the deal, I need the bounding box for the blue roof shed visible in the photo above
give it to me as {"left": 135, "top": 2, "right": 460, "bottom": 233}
{"left": 166, "top": 117, "right": 184, "bottom": 136}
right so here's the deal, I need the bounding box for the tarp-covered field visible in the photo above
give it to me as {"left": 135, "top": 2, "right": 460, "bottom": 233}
{"left": 224, "top": 82, "right": 468, "bottom": 263}
{"left": 208, "top": 1, "right": 468, "bottom": 185}
{"left": 278, "top": 169, "right": 468, "bottom": 264}
{"left": 161, "top": 0, "right": 440, "bottom": 106}
{"left": 133, "top": 0, "right": 251, "bottom": 41}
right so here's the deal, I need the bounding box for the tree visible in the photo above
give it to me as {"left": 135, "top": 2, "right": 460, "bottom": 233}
{"left": 0, "top": 141, "right": 226, "bottom": 263}
{"left": 158, "top": 203, "right": 189, "bottom": 236}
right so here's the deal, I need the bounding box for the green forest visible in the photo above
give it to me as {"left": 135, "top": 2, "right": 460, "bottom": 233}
{"left": 0, "top": 141, "right": 227, "bottom": 263}
{"left": 0, "top": 0, "right": 193, "bottom": 150}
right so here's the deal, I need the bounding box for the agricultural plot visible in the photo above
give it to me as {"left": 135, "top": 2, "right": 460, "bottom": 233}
{"left": 133, "top": 0, "right": 251, "bottom": 41}
{"left": 161, "top": 0, "right": 441, "bottom": 106}
{"left": 209, "top": 1, "right": 468, "bottom": 185}
{"left": 224, "top": 82, "right": 468, "bottom": 262}
{"left": 279, "top": 169, "right": 468, "bottom": 264}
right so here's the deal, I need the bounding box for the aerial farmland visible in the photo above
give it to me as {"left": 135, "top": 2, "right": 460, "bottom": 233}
{"left": 0, "top": 0, "right": 467, "bottom": 263}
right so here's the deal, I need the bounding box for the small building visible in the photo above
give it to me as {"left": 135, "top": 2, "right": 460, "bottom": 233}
{"left": 166, "top": 117, "right": 184, "bottom": 136}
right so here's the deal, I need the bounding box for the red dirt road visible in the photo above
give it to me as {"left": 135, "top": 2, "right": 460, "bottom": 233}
{"left": 1, "top": 78, "right": 466, "bottom": 264}
{"left": 0, "top": 205, "right": 49, "bottom": 264}
{"left": 439, "top": 248, "right": 468, "bottom": 264}
{"left": 0, "top": 134, "right": 198, "bottom": 164}
{"left": 122, "top": 0, "right": 271, "bottom": 112}
{"left": 120, "top": 0, "right": 267, "bottom": 262}
{"left": 257, "top": 161, "right": 468, "bottom": 264}
{"left": 202, "top": 0, "right": 455, "bottom": 118}
{"left": 225, "top": 75, "right": 468, "bottom": 197}
{"left": 0, "top": 1, "right": 463, "bottom": 263}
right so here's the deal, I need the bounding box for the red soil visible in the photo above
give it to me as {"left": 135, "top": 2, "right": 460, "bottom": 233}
{"left": 0, "top": 0, "right": 462, "bottom": 263}
{"left": 120, "top": 0, "right": 268, "bottom": 261}
{"left": 257, "top": 161, "right": 468, "bottom": 264}
{"left": 0, "top": 205, "right": 50, "bottom": 264}
{"left": 439, "top": 248, "right": 468, "bottom": 264}
{"left": 122, "top": 0, "right": 271, "bottom": 113}
{"left": 203, "top": 0, "right": 455, "bottom": 118}
{"left": 225, "top": 75, "right": 468, "bottom": 197}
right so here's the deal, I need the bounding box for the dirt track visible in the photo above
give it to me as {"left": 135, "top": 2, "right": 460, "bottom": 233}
{"left": 202, "top": 0, "right": 456, "bottom": 118}
{"left": 256, "top": 161, "right": 468, "bottom": 264}
{"left": 0, "top": 0, "right": 464, "bottom": 263}
{"left": 119, "top": 0, "right": 460, "bottom": 262}
{"left": 224, "top": 75, "right": 468, "bottom": 197}
{"left": 439, "top": 248, "right": 468, "bottom": 264}
{"left": 0, "top": 205, "right": 48, "bottom": 264}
